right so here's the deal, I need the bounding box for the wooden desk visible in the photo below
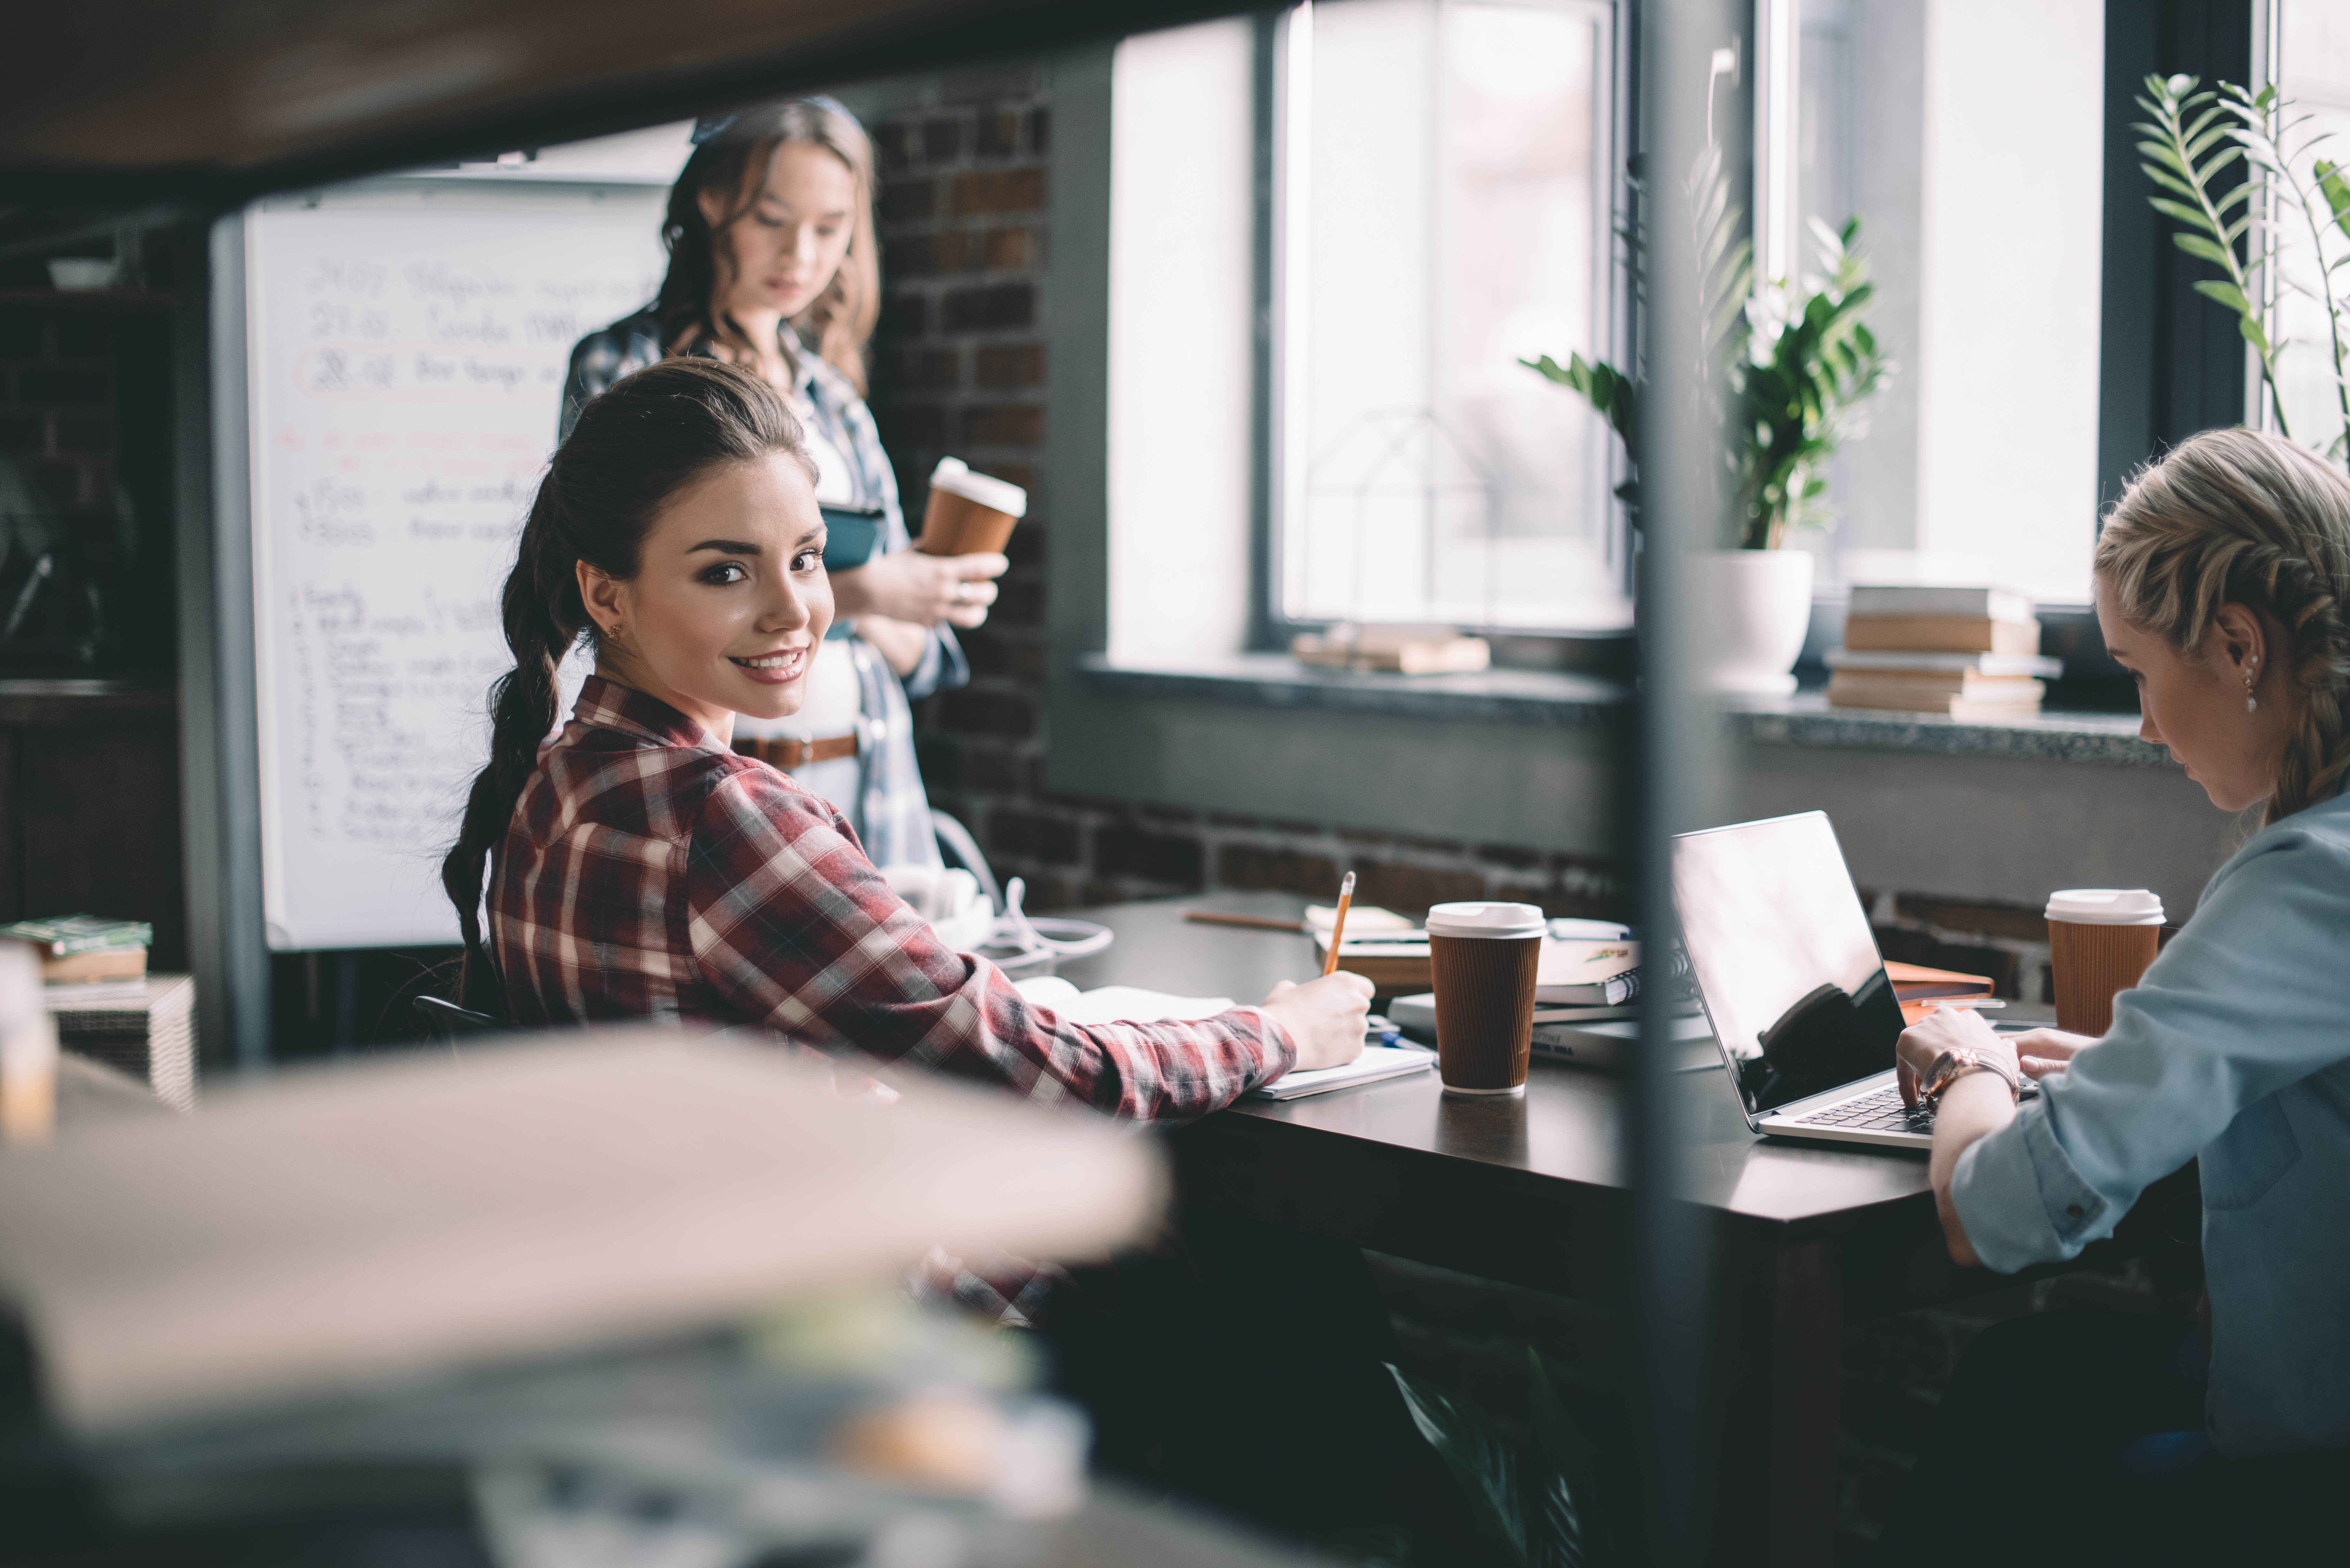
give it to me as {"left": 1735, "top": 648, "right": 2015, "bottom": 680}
{"left": 1058, "top": 893, "right": 2201, "bottom": 1568}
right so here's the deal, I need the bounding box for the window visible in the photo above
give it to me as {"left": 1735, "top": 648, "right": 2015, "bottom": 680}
{"left": 2272, "top": 0, "right": 2350, "bottom": 454}
{"left": 1103, "top": 4, "right": 1626, "bottom": 666}
{"left": 1773, "top": 0, "right": 2107, "bottom": 606}
{"left": 1278, "top": 0, "right": 1625, "bottom": 633}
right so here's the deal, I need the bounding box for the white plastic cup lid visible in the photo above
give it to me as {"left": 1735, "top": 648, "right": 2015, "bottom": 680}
{"left": 929, "top": 456, "right": 1027, "bottom": 518}
{"left": 1424, "top": 901, "right": 1548, "bottom": 940}
{"left": 2044, "top": 888, "right": 2165, "bottom": 926}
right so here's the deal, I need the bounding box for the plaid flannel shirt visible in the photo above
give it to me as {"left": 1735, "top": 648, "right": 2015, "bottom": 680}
{"left": 561, "top": 308, "right": 961, "bottom": 869}
{"left": 490, "top": 676, "right": 1297, "bottom": 1119}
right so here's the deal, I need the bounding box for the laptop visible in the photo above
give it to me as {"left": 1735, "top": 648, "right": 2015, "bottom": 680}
{"left": 1672, "top": 810, "right": 2033, "bottom": 1150}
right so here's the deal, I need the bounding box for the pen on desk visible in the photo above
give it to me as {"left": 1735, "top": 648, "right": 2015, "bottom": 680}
{"left": 1321, "top": 871, "right": 1355, "bottom": 977}
{"left": 1182, "top": 910, "right": 1309, "bottom": 933}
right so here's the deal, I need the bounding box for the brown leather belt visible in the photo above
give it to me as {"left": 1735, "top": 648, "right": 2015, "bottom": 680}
{"left": 735, "top": 733, "right": 859, "bottom": 771}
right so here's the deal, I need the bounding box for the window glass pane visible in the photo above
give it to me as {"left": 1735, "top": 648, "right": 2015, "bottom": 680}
{"left": 1283, "top": 0, "right": 1621, "bottom": 631}
{"left": 2274, "top": 0, "right": 2350, "bottom": 460}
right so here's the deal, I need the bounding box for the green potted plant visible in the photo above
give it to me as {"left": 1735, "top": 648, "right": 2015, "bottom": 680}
{"left": 1528, "top": 147, "right": 1890, "bottom": 694}
{"left": 2136, "top": 73, "right": 2350, "bottom": 466}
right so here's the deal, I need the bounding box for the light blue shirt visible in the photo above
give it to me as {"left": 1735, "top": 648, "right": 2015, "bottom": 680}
{"left": 1952, "top": 788, "right": 2350, "bottom": 1457}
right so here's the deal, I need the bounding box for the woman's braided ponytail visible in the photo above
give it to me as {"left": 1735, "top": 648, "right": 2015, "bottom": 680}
{"left": 2096, "top": 427, "right": 2350, "bottom": 825}
{"left": 440, "top": 359, "right": 809, "bottom": 1014}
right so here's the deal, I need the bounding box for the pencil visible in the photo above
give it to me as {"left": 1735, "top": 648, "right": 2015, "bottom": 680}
{"left": 1183, "top": 910, "right": 1308, "bottom": 933}
{"left": 1321, "top": 870, "right": 1356, "bottom": 977}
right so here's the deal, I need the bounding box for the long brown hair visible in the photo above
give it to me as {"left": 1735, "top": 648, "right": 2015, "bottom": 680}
{"left": 655, "top": 99, "right": 881, "bottom": 396}
{"left": 440, "top": 359, "right": 811, "bottom": 1013}
{"left": 2097, "top": 427, "right": 2350, "bottom": 825}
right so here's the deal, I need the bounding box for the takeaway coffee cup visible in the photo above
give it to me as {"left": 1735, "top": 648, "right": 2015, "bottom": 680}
{"left": 1426, "top": 901, "right": 1548, "bottom": 1096}
{"left": 2045, "top": 888, "right": 2165, "bottom": 1037}
{"left": 917, "top": 457, "right": 1027, "bottom": 557}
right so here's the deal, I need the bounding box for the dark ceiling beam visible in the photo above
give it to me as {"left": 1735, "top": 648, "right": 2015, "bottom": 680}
{"left": 0, "top": 0, "right": 1259, "bottom": 214}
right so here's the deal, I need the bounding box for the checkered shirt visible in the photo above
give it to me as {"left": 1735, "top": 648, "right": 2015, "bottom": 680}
{"left": 489, "top": 676, "right": 1297, "bottom": 1119}
{"left": 561, "top": 308, "right": 962, "bottom": 869}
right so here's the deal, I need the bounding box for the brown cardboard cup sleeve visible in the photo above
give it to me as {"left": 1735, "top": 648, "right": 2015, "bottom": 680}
{"left": 916, "top": 457, "right": 1027, "bottom": 557}
{"left": 2043, "top": 888, "right": 2164, "bottom": 1038}
{"left": 1425, "top": 901, "right": 1548, "bottom": 1096}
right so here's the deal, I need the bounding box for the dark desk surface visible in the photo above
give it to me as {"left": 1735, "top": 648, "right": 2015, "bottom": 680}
{"left": 1058, "top": 891, "right": 1968, "bottom": 1232}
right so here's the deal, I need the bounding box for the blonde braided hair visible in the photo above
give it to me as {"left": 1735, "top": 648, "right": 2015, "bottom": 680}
{"left": 2097, "top": 427, "right": 2350, "bottom": 825}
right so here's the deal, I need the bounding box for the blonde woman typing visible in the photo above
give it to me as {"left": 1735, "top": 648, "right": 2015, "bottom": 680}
{"left": 1874, "top": 428, "right": 2348, "bottom": 1565}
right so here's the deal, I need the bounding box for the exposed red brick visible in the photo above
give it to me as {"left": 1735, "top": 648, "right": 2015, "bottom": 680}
{"left": 942, "top": 65, "right": 1041, "bottom": 105}
{"left": 958, "top": 404, "right": 1042, "bottom": 448}
{"left": 1029, "top": 108, "right": 1051, "bottom": 153}
{"left": 942, "top": 688, "right": 1037, "bottom": 741}
{"left": 941, "top": 283, "right": 1035, "bottom": 331}
{"left": 974, "top": 343, "right": 1044, "bottom": 388}
{"left": 1353, "top": 862, "right": 1487, "bottom": 915}
{"left": 876, "top": 405, "right": 947, "bottom": 450}
{"left": 1478, "top": 843, "right": 1546, "bottom": 870}
{"left": 987, "top": 803, "right": 1082, "bottom": 865}
{"left": 879, "top": 292, "right": 929, "bottom": 337}
{"left": 876, "top": 123, "right": 918, "bottom": 172}
{"left": 965, "top": 745, "right": 1042, "bottom": 794}
{"left": 981, "top": 227, "right": 1036, "bottom": 271}
{"left": 1217, "top": 842, "right": 1339, "bottom": 896}
{"left": 988, "top": 575, "right": 1045, "bottom": 627}
{"left": 1891, "top": 893, "right": 2048, "bottom": 944}
{"left": 1095, "top": 825, "right": 1203, "bottom": 887}
{"left": 962, "top": 629, "right": 1045, "bottom": 683}
{"left": 976, "top": 111, "right": 1024, "bottom": 159}
{"left": 881, "top": 177, "right": 936, "bottom": 223}
{"left": 953, "top": 168, "right": 1046, "bottom": 216}
{"left": 917, "top": 350, "right": 960, "bottom": 389}
{"left": 922, "top": 115, "right": 964, "bottom": 162}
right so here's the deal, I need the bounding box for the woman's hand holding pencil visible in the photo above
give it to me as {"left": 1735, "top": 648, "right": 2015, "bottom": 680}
{"left": 1257, "top": 871, "right": 1372, "bottom": 1074}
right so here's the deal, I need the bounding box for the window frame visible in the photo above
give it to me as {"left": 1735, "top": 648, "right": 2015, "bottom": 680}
{"left": 1247, "top": 0, "right": 1639, "bottom": 652}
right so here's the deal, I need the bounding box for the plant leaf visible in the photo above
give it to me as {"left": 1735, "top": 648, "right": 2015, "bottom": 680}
{"left": 2173, "top": 232, "right": 2237, "bottom": 268}
{"left": 2195, "top": 277, "right": 2253, "bottom": 314}
{"left": 1388, "top": 1365, "right": 1528, "bottom": 1567}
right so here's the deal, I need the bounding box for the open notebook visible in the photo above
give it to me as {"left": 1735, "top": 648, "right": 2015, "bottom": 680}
{"left": 1012, "top": 977, "right": 1435, "bottom": 1100}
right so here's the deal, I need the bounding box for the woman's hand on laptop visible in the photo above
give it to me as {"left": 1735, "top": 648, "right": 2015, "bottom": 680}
{"left": 1896, "top": 1006, "right": 2018, "bottom": 1109}
{"left": 1258, "top": 972, "right": 1375, "bottom": 1071}
{"left": 2002, "top": 1028, "right": 2094, "bottom": 1080}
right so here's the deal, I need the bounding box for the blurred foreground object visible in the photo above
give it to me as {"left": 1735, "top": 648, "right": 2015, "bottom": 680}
{"left": 0, "top": 1027, "right": 1163, "bottom": 1435}
{"left": 0, "top": 941, "right": 59, "bottom": 1142}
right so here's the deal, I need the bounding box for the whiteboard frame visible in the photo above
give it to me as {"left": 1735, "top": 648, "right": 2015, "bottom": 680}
{"left": 217, "top": 176, "right": 671, "bottom": 992}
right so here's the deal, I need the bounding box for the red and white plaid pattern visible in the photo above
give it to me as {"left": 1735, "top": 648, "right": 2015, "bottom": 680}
{"left": 490, "top": 676, "right": 1295, "bottom": 1118}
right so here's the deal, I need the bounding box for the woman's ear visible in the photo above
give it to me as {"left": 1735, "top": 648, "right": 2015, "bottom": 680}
{"left": 2210, "top": 600, "right": 2268, "bottom": 675}
{"left": 576, "top": 559, "right": 626, "bottom": 642}
{"left": 696, "top": 183, "right": 728, "bottom": 232}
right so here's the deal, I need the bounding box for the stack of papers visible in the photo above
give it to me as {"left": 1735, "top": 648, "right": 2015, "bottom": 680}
{"left": 1012, "top": 977, "right": 1436, "bottom": 1100}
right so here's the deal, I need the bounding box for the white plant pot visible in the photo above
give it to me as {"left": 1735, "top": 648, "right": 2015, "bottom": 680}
{"left": 1689, "top": 549, "right": 1814, "bottom": 697}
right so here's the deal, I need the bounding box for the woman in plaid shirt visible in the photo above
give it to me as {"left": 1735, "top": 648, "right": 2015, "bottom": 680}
{"left": 441, "top": 358, "right": 1371, "bottom": 1118}
{"left": 559, "top": 98, "right": 1000, "bottom": 869}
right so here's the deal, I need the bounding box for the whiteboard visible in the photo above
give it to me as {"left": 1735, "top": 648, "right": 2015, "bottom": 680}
{"left": 245, "top": 180, "right": 669, "bottom": 949}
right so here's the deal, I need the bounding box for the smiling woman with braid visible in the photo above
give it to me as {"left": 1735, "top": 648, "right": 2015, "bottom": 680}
{"left": 1873, "top": 428, "right": 2350, "bottom": 1566}
{"left": 438, "top": 358, "right": 1370, "bottom": 1122}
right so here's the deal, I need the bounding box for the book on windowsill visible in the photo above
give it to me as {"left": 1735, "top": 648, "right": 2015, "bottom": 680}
{"left": 1843, "top": 614, "right": 2043, "bottom": 655}
{"left": 0, "top": 915, "right": 154, "bottom": 957}
{"left": 1827, "top": 672, "right": 2045, "bottom": 705}
{"left": 1846, "top": 585, "right": 2036, "bottom": 624}
{"left": 1291, "top": 624, "right": 1491, "bottom": 675}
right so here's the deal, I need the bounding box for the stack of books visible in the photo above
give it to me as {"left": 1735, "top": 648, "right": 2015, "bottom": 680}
{"left": 2, "top": 915, "right": 153, "bottom": 1002}
{"left": 1826, "top": 586, "right": 2063, "bottom": 721}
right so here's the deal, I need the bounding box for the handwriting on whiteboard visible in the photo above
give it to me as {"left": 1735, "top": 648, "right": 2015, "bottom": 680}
{"left": 250, "top": 193, "right": 666, "bottom": 946}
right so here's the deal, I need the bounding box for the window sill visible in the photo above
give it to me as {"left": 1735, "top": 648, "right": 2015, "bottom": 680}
{"left": 1077, "top": 655, "right": 2163, "bottom": 767}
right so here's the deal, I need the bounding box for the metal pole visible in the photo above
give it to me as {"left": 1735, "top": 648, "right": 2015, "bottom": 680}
{"left": 1629, "top": 0, "right": 1745, "bottom": 1562}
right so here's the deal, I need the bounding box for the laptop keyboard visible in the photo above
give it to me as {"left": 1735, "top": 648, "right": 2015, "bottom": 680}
{"left": 1791, "top": 1083, "right": 1934, "bottom": 1134}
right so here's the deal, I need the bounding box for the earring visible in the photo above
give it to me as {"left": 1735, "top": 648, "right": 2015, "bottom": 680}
{"left": 2245, "top": 655, "right": 2260, "bottom": 714}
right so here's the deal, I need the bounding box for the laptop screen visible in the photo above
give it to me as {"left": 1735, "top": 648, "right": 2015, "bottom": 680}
{"left": 1672, "top": 811, "right": 1904, "bottom": 1118}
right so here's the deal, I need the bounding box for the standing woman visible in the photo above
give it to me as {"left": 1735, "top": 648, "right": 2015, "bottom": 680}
{"left": 561, "top": 98, "right": 1002, "bottom": 867}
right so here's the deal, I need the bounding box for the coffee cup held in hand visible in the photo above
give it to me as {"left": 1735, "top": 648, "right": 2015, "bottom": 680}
{"left": 1426, "top": 901, "right": 1548, "bottom": 1096}
{"left": 2044, "top": 888, "right": 2164, "bottom": 1038}
{"left": 917, "top": 457, "right": 1027, "bottom": 557}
